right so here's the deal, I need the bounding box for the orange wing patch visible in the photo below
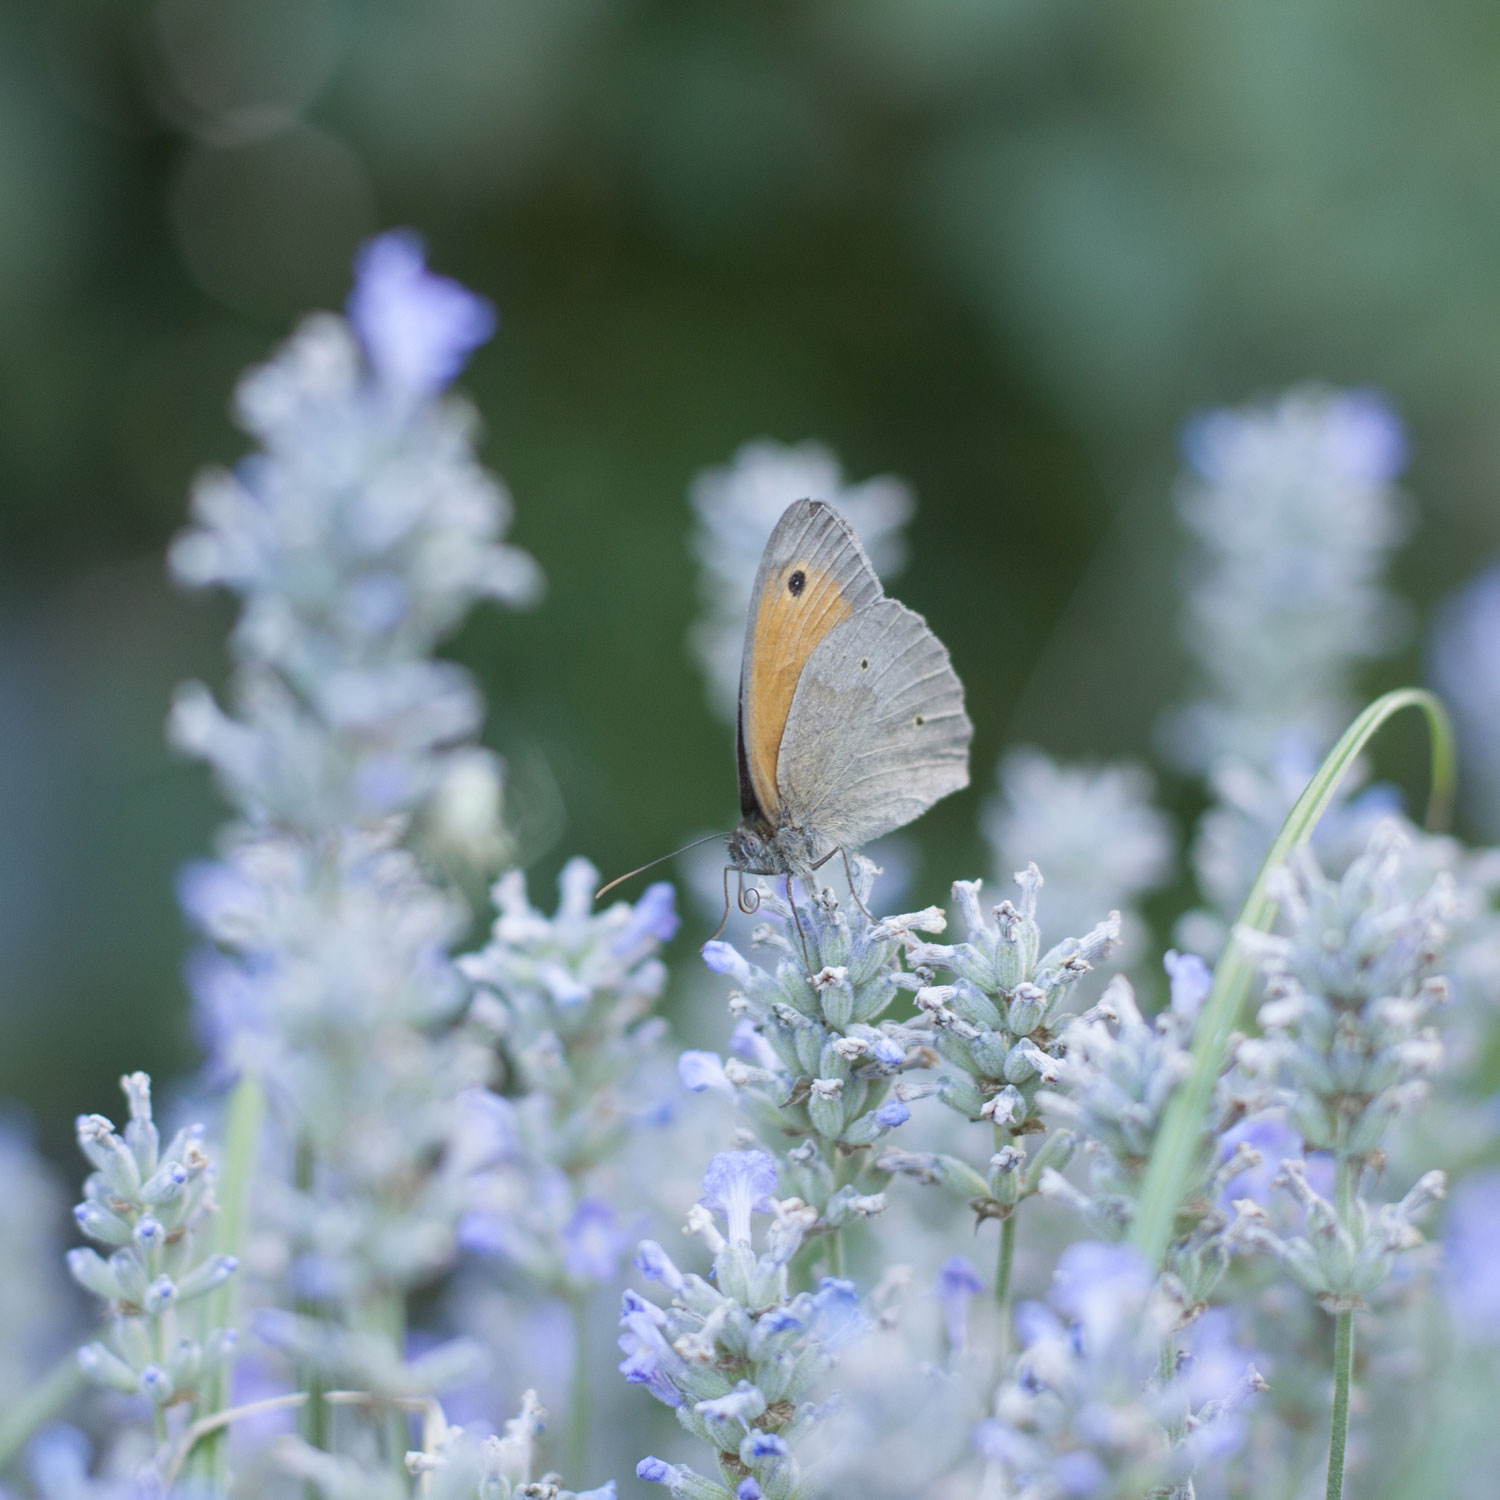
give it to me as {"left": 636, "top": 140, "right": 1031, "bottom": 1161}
{"left": 744, "top": 560, "right": 856, "bottom": 821}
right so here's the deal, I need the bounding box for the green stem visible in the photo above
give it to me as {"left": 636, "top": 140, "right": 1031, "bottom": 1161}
{"left": 0, "top": 1354, "right": 85, "bottom": 1471}
{"left": 1327, "top": 1309, "right": 1354, "bottom": 1500}
{"left": 1327, "top": 1157, "right": 1357, "bottom": 1500}
{"left": 1131, "top": 689, "right": 1454, "bottom": 1268}
{"left": 363, "top": 1289, "right": 409, "bottom": 1464}
{"left": 994, "top": 1214, "right": 1016, "bottom": 1361}
{"left": 826, "top": 1228, "right": 846, "bottom": 1279}
{"left": 568, "top": 1292, "right": 590, "bottom": 1483}
{"left": 193, "top": 1072, "right": 266, "bottom": 1484}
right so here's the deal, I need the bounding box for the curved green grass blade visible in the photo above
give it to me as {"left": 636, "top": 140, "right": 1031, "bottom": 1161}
{"left": 1129, "top": 688, "right": 1455, "bottom": 1269}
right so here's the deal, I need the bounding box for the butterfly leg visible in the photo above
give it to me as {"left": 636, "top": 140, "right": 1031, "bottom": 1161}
{"left": 836, "top": 845, "right": 875, "bottom": 920}
{"left": 787, "top": 888, "right": 816, "bottom": 975}
{"left": 808, "top": 845, "right": 875, "bottom": 921}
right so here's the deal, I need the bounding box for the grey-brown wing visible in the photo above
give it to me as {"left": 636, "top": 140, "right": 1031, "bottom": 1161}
{"left": 775, "top": 598, "right": 971, "bottom": 850}
{"left": 736, "top": 500, "right": 886, "bottom": 823}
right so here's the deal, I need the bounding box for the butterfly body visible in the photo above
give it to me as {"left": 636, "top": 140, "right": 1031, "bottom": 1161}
{"left": 727, "top": 498, "right": 971, "bottom": 890}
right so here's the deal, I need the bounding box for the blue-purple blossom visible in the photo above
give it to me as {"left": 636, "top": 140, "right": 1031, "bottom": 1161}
{"left": 701, "top": 1151, "right": 779, "bottom": 1245}
{"left": 679, "top": 1050, "right": 732, "bottom": 1094}
{"left": 634, "top": 1240, "right": 686, "bottom": 1293}
{"left": 935, "top": 1256, "right": 985, "bottom": 1352}
{"left": 617, "top": 1290, "right": 688, "bottom": 1409}
{"left": 348, "top": 229, "right": 497, "bottom": 398}
{"left": 561, "top": 1200, "right": 629, "bottom": 1283}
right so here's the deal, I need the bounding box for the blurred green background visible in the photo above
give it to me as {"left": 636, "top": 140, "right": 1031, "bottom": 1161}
{"left": 3, "top": 0, "right": 1498, "bottom": 1151}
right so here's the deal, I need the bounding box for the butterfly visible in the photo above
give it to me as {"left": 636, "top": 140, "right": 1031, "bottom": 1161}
{"left": 726, "top": 498, "right": 972, "bottom": 899}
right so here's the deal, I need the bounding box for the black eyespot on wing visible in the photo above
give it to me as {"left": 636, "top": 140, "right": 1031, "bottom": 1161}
{"left": 914, "top": 714, "right": 925, "bottom": 727}
{"left": 859, "top": 657, "right": 870, "bottom": 671}
{"left": 787, "top": 569, "right": 806, "bottom": 596}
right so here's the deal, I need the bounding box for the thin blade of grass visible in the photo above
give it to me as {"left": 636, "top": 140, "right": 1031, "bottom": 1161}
{"left": 1128, "top": 688, "right": 1455, "bottom": 1268}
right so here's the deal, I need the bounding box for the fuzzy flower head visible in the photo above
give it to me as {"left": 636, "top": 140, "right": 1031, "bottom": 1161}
{"left": 1165, "top": 385, "right": 1410, "bottom": 772}
{"left": 461, "top": 857, "right": 676, "bottom": 1064}
{"left": 1036, "top": 966, "right": 1256, "bottom": 1307}
{"left": 984, "top": 748, "right": 1174, "bottom": 949}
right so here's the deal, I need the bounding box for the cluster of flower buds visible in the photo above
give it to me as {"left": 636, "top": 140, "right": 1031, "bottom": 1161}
{"left": 686, "top": 862, "right": 937, "bottom": 1225}
{"left": 878, "top": 868, "right": 1116, "bottom": 1222}
{"left": 456, "top": 857, "right": 679, "bottom": 1291}
{"left": 1232, "top": 822, "right": 1454, "bottom": 1308}
{"left": 621, "top": 1151, "right": 866, "bottom": 1500}
{"left": 1238, "top": 822, "right": 1453, "bottom": 1161}
{"left": 976, "top": 1242, "right": 1264, "bottom": 1500}
{"left": 1038, "top": 956, "right": 1259, "bottom": 1305}
{"left": 68, "top": 1073, "right": 239, "bottom": 1410}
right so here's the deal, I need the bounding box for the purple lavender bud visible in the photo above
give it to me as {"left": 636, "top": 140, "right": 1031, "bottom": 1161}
{"left": 634, "top": 1240, "right": 686, "bottom": 1293}
{"left": 679, "top": 1050, "right": 731, "bottom": 1095}
{"left": 561, "top": 1199, "right": 628, "bottom": 1284}
{"left": 347, "top": 230, "right": 496, "bottom": 398}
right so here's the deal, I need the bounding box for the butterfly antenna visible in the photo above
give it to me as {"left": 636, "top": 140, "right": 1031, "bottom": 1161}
{"left": 594, "top": 832, "right": 729, "bottom": 903}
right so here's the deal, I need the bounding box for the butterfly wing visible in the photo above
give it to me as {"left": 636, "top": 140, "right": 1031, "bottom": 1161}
{"left": 775, "top": 597, "right": 971, "bottom": 851}
{"left": 736, "top": 500, "right": 884, "bottom": 824}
